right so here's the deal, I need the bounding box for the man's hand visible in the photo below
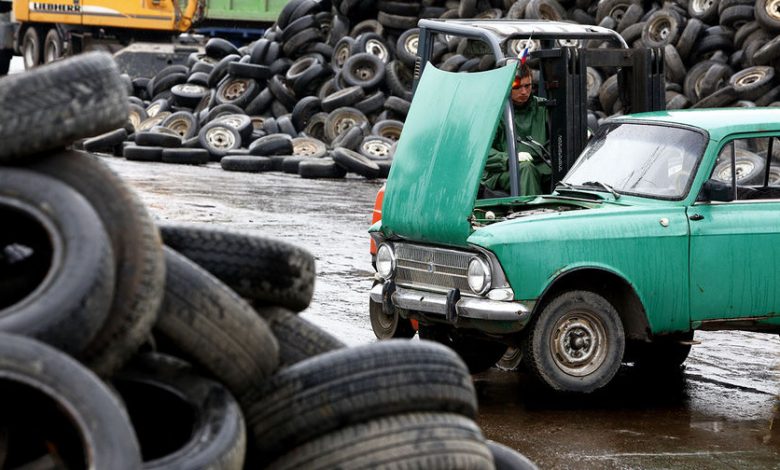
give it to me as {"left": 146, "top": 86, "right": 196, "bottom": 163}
{"left": 517, "top": 151, "right": 533, "bottom": 162}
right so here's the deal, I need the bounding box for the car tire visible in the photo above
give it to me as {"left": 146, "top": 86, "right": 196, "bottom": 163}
{"left": 26, "top": 150, "right": 165, "bottom": 376}
{"left": 158, "top": 223, "right": 316, "bottom": 312}
{"left": 712, "top": 149, "right": 766, "bottom": 185}
{"left": 244, "top": 340, "right": 478, "bottom": 460}
{"left": 112, "top": 353, "right": 246, "bottom": 470}
{"left": 0, "top": 168, "right": 115, "bottom": 356}
{"left": 369, "top": 283, "right": 416, "bottom": 340}
{"left": 0, "top": 333, "right": 142, "bottom": 469}
{"left": 0, "top": 52, "right": 127, "bottom": 163}
{"left": 154, "top": 247, "right": 279, "bottom": 399}
{"left": 523, "top": 290, "right": 625, "bottom": 393}
{"left": 255, "top": 306, "right": 345, "bottom": 367}
{"left": 266, "top": 413, "right": 493, "bottom": 470}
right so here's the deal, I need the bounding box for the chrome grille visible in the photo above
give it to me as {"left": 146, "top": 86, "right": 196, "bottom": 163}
{"left": 394, "top": 243, "right": 476, "bottom": 295}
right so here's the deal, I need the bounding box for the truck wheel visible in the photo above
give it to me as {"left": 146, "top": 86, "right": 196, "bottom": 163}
{"left": 43, "top": 28, "right": 63, "bottom": 64}
{"left": 523, "top": 290, "right": 625, "bottom": 393}
{"left": 21, "top": 26, "right": 42, "bottom": 69}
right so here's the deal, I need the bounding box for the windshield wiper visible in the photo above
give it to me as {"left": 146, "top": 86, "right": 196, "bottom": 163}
{"left": 581, "top": 181, "right": 621, "bottom": 199}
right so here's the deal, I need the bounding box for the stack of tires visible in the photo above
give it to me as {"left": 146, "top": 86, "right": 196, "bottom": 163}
{"left": 0, "top": 52, "right": 536, "bottom": 469}
{"left": 83, "top": 0, "right": 780, "bottom": 180}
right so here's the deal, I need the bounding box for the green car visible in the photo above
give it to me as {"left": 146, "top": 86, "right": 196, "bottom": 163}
{"left": 369, "top": 62, "right": 780, "bottom": 393}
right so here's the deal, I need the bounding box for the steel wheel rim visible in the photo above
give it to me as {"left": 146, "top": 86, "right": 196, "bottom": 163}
{"left": 766, "top": 0, "right": 780, "bottom": 19}
{"left": 365, "top": 39, "right": 389, "bottom": 62}
{"left": 551, "top": 310, "right": 607, "bottom": 377}
{"left": 206, "top": 127, "right": 236, "bottom": 149}
{"left": 293, "top": 141, "right": 321, "bottom": 157}
{"left": 166, "top": 118, "right": 191, "bottom": 137}
{"left": 403, "top": 34, "right": 419, "bottom": 56}
{"left": 734, "top": 160, "right": 756, "bottom": 180}
{"left": 692, "top": 0, "right": 714, "bottom": 13}
{"left": 362, "top": 139, "right": 391, "bottom": 157}
{"left": 221, "top": 79, "right": 249, "bottom": 101}
{"left": 352, "top": 63, "right": 377, "bottom": 81}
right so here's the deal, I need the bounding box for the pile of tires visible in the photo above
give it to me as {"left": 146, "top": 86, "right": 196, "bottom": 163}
{"left": 83, "top": 0, "right": 780, "bottom": 178}
{"left": 0, "top": 52, "right": 536, "bottom": 469}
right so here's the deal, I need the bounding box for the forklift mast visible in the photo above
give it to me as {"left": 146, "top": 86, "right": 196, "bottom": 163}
{"left": 413, "top": 19, "right": 665, "bottom": 195}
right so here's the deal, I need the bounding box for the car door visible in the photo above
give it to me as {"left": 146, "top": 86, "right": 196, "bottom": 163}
{"left": 689, "top": 135, "right": 780, "bottom": 325}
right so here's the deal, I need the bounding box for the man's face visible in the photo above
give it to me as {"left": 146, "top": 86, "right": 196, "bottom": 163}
{"left": 511, "top": 75, "right": 532, "bottom": 105}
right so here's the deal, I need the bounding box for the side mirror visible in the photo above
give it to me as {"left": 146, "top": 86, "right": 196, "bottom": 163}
{"left": 698, "top": 178, "right": 734, "bottom": 202}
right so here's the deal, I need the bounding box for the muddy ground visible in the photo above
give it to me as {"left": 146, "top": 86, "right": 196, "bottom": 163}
{"left": 105, "top": 157, "right": 780, "bottom": 469}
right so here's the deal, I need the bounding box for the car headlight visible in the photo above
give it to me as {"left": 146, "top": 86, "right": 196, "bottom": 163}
{"left": 467, "top": 257, "right": 492, "bottom": 295}
{"left": 376, "top": 244, "right": 395, "bottom": 279}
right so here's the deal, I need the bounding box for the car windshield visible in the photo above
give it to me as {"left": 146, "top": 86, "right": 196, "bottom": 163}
{"left": 563, "top": 122, "right": 707, "bottom": 199}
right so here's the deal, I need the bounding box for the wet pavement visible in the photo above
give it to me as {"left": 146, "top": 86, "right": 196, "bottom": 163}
{"left": 105, "top": 157, "right": 780, "bottom": 469}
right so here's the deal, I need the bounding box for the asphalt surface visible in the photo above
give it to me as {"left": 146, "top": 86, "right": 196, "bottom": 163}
{"left": 104, "top": 144, "right": 780, "bottom": 470}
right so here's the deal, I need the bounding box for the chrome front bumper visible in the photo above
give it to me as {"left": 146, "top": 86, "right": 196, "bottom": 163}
{"left": 370, "top": 283, "right": 534, "bottom": 333}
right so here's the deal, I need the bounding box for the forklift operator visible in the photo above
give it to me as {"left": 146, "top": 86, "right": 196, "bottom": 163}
{"left": 481, "top": 63, "right": 550, "bottom": 197}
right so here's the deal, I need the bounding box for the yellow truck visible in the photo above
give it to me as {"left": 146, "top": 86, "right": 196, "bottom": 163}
{"left": 0, "top": 0, "right": 287, "bottom": 73}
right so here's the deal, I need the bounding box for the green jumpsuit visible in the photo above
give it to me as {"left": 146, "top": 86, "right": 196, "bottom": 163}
{"left": 482, "top": 95, "right": 550, "bottom": 196}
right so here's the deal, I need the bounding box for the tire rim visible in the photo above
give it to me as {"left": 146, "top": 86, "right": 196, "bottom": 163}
{"left": 146, "top": 103, "right": 162, "bottom": 118}
{"left": 293, "top": 140, "right": 322, "bottom": 157}
{"left": 716, "top": 159, "right": 756, "bottom": 181}
{"left": 351, "top": 63, "right": 377, "bottom": 81}
{"left": 218, "top": 116, "right": 245, "bottom": 130}
{"left": 362, "top": 139, "right": 392, "bottom": 157}
{"left": 691, "top": 0, "right": 714, "bottom": 14}
{"left": 734, "top": 68, "right": 769, "bottom": 88}
{"left": 220, "top": 79, "right": 249, "bottom": 101}
{"left": 250, "top": 116, "right": 265, "bottom": 130}
{"left": 45, "top": 39, "right": 60, "bottom": 63}
{"left": 139, "top": 113, "right": 168, "bottom": 131}
{"left": 765, "top": 0, "right": 780, "bottom": 20}
{"left": 178, "top": 84, "right": 207, "bottom": 96}
{"left": 205, "top": 127, "right": 236, "bottom": 149}
{"left": 23, "top": 37, "right": 37, "bottom": 69}
{"left": 648, "top": 17, "right": 673, "bottom": 43}
{"left": 551, "top": 310, "right": 608, "bottom": 377}
{"left": 129, "top": 111, "right": 143, "bottom": 130}
{"left": 403, "top": 34, "right": 419, "bottom": 56}
{"left": 335, "top": 44, "right": 351, "bottom": 67}
{"left": 378, "top": 125, "right": 402, "bottom": 140}
{"left": 769, "top": 166, "right": 780, "bottom": 184}
{"left": 165, "top": 118, "right": 192, "bottom": 137}
{"left": 365, "top": 39, "right": 389, "bottom": 62}
{"left": 507, "top": 39, "right": 539, "bottom": 57}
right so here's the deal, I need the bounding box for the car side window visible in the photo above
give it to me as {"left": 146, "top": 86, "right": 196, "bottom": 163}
{"left": 711, "top": 136, "right": 780, "bottom": 200}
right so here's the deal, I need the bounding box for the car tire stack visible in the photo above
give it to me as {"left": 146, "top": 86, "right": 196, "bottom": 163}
{"left": 1, "top": 53, "right": 538, "bottom": 469}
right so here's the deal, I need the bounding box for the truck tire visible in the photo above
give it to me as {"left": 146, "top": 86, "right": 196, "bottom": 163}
{"left": 266, "top": 413, "right": 493, "bottom": 470}
{"left": 244, "top": 340, "right": 478, "bottom": 460}
{"left": 155, "top": 247, "right": 279, "bottom": 399}
{"left": 523, "top": 290, "right": 625, "bottom": 393}
{"left": 21, "top": 26, "right": 41, "bottom": 69}
{"left": 158, "top": 223, "right": 316, "bottom": 312}
{"left": 112, "top": 353, "right": 246, "bottom": 470}
{"left": 0, "top": 168, "right": 115, "bottom": 356}
{"left": 26, "top": 150, "right": 166, "bottom": 377}
{"left": 0, "top": 333, "right": 142, "bottom": 469}
{"left": 0, "top": 52, "right": 128, "bottom": 163}
{"left": 43, "top": 28, "right": 64, "bottom": 64}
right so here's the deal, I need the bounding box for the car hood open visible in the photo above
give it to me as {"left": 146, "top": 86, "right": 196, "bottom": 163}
{"left": 380, "top": 62, "right": 515, "bottom": 247}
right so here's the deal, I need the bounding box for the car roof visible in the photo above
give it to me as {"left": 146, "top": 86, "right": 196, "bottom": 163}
{"left": 610, "top": 108, "right": 780, "bottom": 142}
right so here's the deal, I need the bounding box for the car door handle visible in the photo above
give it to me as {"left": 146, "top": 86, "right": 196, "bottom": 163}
{"left": 689, "top": 214, "right": 704, "bottom": 221}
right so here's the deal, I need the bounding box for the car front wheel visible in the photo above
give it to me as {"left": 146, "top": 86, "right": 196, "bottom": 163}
{"left": 524, "top": 290, "right": 625, "bottom": 393}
